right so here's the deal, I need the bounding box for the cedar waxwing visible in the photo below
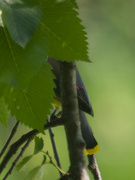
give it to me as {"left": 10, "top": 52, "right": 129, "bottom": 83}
{"left": 48, "top": 57, "right": 99, "bottom": 155}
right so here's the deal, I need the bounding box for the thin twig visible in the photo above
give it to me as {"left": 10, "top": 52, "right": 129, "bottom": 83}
{"left": 87, "top": 154, "right": 102, "bottom": 180}
{"left": 45, "top": 151, "right": 67, "bottom": 176}
{"left": 0, "top": 121, "right": 19, "bottom": 158}
{"left": 0, "top": 118, "right": 63, "bottom": 174}
{"left": 47, "top": 115, "right": 63, "bottom": 177}
{"left": 3, "top": 136, "right": 34, "bottom": 180}
{"left": 48, "top": 128, "right": 62, "bottom": 172}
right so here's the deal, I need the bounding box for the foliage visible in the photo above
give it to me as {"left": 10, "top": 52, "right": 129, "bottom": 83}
{"left": 1, "top": 0, "right": 41, "bottom": 48}
{"left": 16, "top": 137, "right": 60, "bottom": 179}
{"left": 34, "top": 136, "right": 44, "bottom": 155}
{"left": 0, "top": 0, "right": 89, "bottom": 131}
{"left": 16, "top": 136, "right": 44, "bottom": 171}
{"left": 0, "top": 98, "right": 9, "bottom": 127}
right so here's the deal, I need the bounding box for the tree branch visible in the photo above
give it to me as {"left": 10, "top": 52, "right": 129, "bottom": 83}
{"left": 87, "top": 154, "right": 102, "bottom": 180}
{"left": 0, "top": 121, "right": 19, "bottom": 158}
{"left": 60, "top": 62, "right": 89, "bottom": 180}
{"left": 0, "top": 118, "right": 63, "bottom": 174}
{"left": 3, "top": 137, "right": 34, "bottom": 180}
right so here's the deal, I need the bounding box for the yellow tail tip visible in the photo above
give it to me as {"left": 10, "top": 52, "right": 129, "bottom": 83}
{"left": 84, "top": 145, "right": 99, "bottom": 155}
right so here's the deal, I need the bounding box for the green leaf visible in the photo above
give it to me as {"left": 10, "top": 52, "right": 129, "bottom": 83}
{"left": 56, "top": 0, "right": 78, "bottom": 8}
{"left": 0, "top": 0, "right": 89, "bottom": 88}
{"left": 25, "top": 165, "right": 44, "bottom": 180}
{"left": 40, "top": 0, "right": 89, "bottom": 62}
{"left": 0, "top": 62, "right": 54, "bottom": 132}
{"left": 0, "top": 25, "right": 47, "bottom": 88}
{"left": 1, "top": 0, "right": 41, "bottom": 48}
{"left": 0, "top": 98, "right": 9, "bottom": 127}
{"left": 16, "top": 155, "right": 33, "bottom": 171}
{"left": 67, "top": 0, "right": 78, "bottom": 8}
{"left": 34, "top": 137, "right": 44, "bottom": 155}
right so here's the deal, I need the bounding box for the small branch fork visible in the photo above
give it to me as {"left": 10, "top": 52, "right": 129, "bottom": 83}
{"left": 0, "top": 114, "right": 102, "bottom": 180}
{"left": 0, "top": 117, "right": 63, "bottom": 179}
{"left": 3, "top": 137, "right": 34, "bottom": 180}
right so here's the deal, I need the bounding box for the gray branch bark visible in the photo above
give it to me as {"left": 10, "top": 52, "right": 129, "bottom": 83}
{"left": 60, "top": 62, "right": 89, "bottom": 180}
{"left": 88, "top": 155, "right": 102, "bottom": 180}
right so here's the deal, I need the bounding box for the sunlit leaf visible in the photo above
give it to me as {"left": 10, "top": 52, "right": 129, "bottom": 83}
{"left": 25, "top": 165, "right": 44, "bottom": 180}
{"left": 34, "top": 137, "right": 44, "bottom": 155}
{"left": 16, "top": 155, "right": 33, "bottom": 171}
{"left": 40, "top": 0, "right": 89, "bottom": 62}
{"left": 1, "top": 0, "right": 41, "bottom": 48}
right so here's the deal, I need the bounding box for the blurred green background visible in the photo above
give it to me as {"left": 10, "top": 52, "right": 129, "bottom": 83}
{"left": 1, "top": 0, "right": 135, "bottom": 179}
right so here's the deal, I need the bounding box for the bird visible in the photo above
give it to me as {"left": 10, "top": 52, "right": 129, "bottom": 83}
{"left": 48, "top": 57, "right": 99, "bottom": 155}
